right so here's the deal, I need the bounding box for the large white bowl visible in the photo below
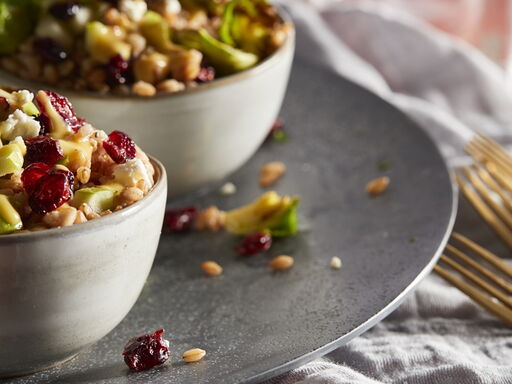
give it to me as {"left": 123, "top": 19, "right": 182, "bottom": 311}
{"left": 0, "top": 19, "right": 295, "bottom": 198}
{"left": 0, "top": 158, "right": 167, "bottom": 377}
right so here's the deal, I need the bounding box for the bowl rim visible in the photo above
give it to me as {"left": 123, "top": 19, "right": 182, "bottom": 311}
{"left": 0, "top": 156, "right": 167, "bottom": 244}
{"left": 0, "top": 7, "right": 295, "bottom": 101}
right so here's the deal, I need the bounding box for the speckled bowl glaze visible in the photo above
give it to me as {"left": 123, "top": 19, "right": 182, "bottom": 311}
{"left": 0, "top": 158, "right": 167, "bottom": 378}
{"left": 0, "top": 13, "right": 295, "bottom": 198}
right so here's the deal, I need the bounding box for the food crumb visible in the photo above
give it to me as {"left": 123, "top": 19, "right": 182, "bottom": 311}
{"left": 201, "top": 261, "right": 223, "bottom": 276}
{"left": 260, "top": 161, "right": 286, "bottom": 188}
{"left": 182, "top": 348, "right": 206, "bottom": 363}
{"left": 330, "top": 256, "right": 342, "bottom": 270}
{"left": 377, "top": 161, "right": 391, "bottom": 171}
{"left": 196, "top": 205, "right": 226, "bottom": 232}
{"left": 366, "top": 176, "right": 390, "bottom": 196}
{"left": 219, "top": 182, "right": 237, "bottom": 196}
{"left": 268, "top": 255, "right": 294, "bottom": 271}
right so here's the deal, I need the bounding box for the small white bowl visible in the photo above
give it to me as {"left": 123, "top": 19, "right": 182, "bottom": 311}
{"left": 0, "top": 16, "right": 295, "bottom": 198}
{"left": 0, "top": 158, "right": 167, "bottom": 378}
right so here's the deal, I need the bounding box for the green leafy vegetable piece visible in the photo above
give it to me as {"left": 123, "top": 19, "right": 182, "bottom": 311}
{"left": 175, "top": 28, "right": 258, "bottom": 75}
{"left": 267, "top": 198, "right": 299, "bottom": 237}
{"left": 225, "top": 191, "right": 300, "bottom": 237}
{"left": 219, "top": 0, "right": 257, "bottom": 46}
{"left": 377, "top": 160, "right": 391, "bottom": 171}
{"left": 272, "top": 129, "right": 287, "bottom": 143}
{"left": 139, "top": 11, "right": 175, "bottom": 52}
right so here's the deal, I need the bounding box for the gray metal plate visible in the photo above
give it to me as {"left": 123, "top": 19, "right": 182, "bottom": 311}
{"left": 7, "top": 59, "right": 456, "bottom": 384}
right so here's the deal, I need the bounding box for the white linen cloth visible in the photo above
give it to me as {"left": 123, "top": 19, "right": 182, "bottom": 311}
{"left": 266, "top": 1, "right": 512, "bottom": 383}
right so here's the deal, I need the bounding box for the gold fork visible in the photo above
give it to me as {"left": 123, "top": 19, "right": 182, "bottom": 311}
{"left": 433, "top": 134, "right": 512, "bottom": 325}
{"left": 434, "top": 232, "right": 512, "bottom": 326}
{"left": 457, "top": 134, "right": 512, "bottom": 248}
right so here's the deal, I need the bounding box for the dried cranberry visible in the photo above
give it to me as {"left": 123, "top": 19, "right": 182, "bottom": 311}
{"left": 28, "top": 171, "right": 72, "bottom": 214}
{"left": 103, "top": 130, "right": 136, "bottom": 164}
{"left": 123, "top": 329, "right": 170, "bottom": 372}
{"left": 36, "top": 90, "right": 86, "bottom": 132}
{"left": 106, "top": 55, "right": 131, "bottom": 86}
{"left": 35, "top": 114, "right": 51, "bottom": 136}
{"left": 164, "top": 207, "right": 197, "bottom": 233}
{"left": 24, "top": 136, "right": 64, "bottom": 166}
{"left": 33, "top": 38, "right": 68, "bottom": 64}
{"left": 53, "top": 168, "right": 75, "bottom": 188}
{"left": 196, "top": 66, "right": 215, "bottom": 83}
{"left": 0, "top": 97, "right": 9, "bottom": 119}
{"left": 21, "top": 163, "right": 52, "bottom": 193}
{"left": 49, "top": 2, "right": 80, "bottom": 20}
{"left": 235, "top": 232, "right": 272, "bottom": 255}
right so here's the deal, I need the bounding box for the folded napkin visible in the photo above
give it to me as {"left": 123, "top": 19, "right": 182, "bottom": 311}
{"left": 266, "top": 1, "right": 512, "bottom": 383}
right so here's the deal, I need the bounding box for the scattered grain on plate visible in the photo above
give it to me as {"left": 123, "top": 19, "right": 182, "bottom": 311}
{"left": 219, "top": 182, "right": 237, "bottom": 196}
{"left": 260, "top": 161, "right": 286, "bottom": 188}
{"left": 268, "top": 255, "right": 294, "bottom": 271}
{"left": 196, "top": 205, "right": 226, "bottom": 231}
{"left": 330, "top": 256, "right": 342, "bottom": 270}
{"left": 366, "top": 176, "right": 390, "bottom": 196}
{"left": 182, "top": 348, "right": 206, "bottom": 363}
{"left": 201, "top": 261, "right": 223, "bottom": 276}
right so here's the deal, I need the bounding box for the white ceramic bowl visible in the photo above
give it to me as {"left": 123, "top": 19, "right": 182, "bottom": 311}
{"left": 0, "top": 158, "right": 167, "bottom": 378}
{"left": 0, "top": 17, "right": 295, "bottom": 198}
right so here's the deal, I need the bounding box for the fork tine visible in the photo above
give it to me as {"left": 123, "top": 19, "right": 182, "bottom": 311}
{"left": 451, "top": 232, "right": 512, "bottom": 278}
{"left": 481, "top": 161, "right": 512, "bottom": 195}
{"left": 472, "top": 164, "right": 512, "bottom": 213}
{"left": 455, "top": 173, "right": 512, "bottom": 249}
{"left": 474, "top": 134, "right": 512, "bottom": 171}
{"left": 461, "top": 167, "right": 512, "bottom": 229}
{"left": 440, "top": 254, "right": 512, "bottom": 309}
{"left": 469, "top": 136, "right": 512, "bottom": 178}
{"left": 445, "top": 244, "right": 512, "bottom": 294}
{"left": 434, "top": 264, "right": 512, "bottom": 326}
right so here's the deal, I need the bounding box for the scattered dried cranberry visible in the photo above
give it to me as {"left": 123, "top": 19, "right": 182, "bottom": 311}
{"left": 35, "top": 114, "right": 51, "bottom": 136}
{"left": 28, "top": 171, "right": 72, "bottom": 214}
{"left": 24, "top": 136, "right": 64, "bottom": 166}
{"left": 123, "top": 329, "right": 170, "bottom": 372}
{"left": 106, "top": 55, "right": 131, "bottom": 86}
{"left": 0, "top": 97, "right": 9, "bottom": 120}
{"left": 49, "top": 2, "right": 80, "bottom": 20}
{"left": 235, "top": 232, "right": 272, "bottom": 255}
{"left": 164, "top": 207, "right": 197, "bottom": 233}
{"left": 21, "top": 163, "right": 52, "bottom": 194}
{"left": 36, "top": 90, "right": 86, "bottom": 132}
{"left": 103, "top": 130, "right": 136, "bottom": 164}
{"left": 33, "top": 38, "right": 68, "bottom": 64}
{"left": 196, "top": 66, "right": 215, "bottom": 83}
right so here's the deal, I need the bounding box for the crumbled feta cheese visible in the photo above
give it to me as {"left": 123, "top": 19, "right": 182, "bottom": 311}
{"left": 0, "top": 110, "right": 40, "bottom": 141}
{"left": 113, "top": 158, "right": 152, "bottom": 187}
{"left": 219, "top": 182, "right": 237, "bottom": 195}
{"left": 164, "top": 0, "right": 181, "bottom": 14}
{"left": 330, "top": 256, "right": 342, "bottom": 270}
{"left": 119, "top": 0, "right": 148, "bottom": 22}
{"left": 11, "top": 90, "right": 34, "bottom": 107}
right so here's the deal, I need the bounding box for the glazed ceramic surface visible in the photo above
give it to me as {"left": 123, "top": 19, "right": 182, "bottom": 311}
{"left": 0, "top": 159, "right": 167, "bottom": 377}
{"left": 0, "top": 29, "right": 295, "bottom": 198}
{"left": 5, "top": 60, "right": 457, "bottom": 384}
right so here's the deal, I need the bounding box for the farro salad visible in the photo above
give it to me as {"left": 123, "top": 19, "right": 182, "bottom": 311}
{"left": 0, "top": 87, "right": 155, "bottom": 234}
{"left": 0, "top": 0, "right": 290, "bottom": 96}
